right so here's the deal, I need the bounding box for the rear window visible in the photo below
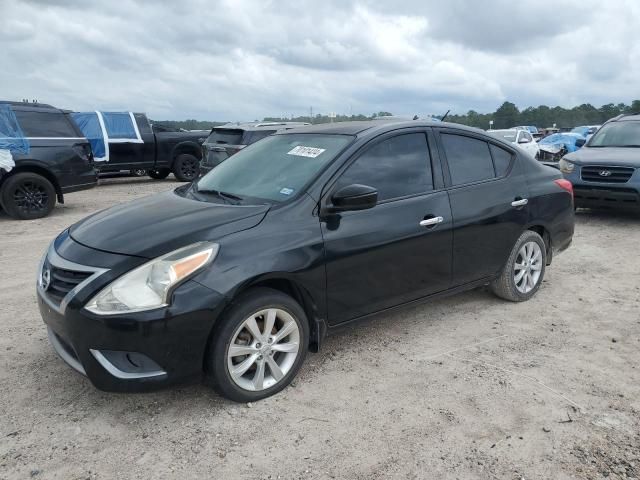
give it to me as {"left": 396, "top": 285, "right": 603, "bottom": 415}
{"left": 207, "top": 128, "right": 243, "bottom": 145}
{"left": 13, "top": 110, "right": 79, "bottom": 138}
{"left": 242, "top": 130, "right": 276, "bottom": 145}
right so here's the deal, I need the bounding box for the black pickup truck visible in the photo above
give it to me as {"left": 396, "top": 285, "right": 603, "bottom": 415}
{"left": 71, "top": 112, "right": 207, "bottom": 182}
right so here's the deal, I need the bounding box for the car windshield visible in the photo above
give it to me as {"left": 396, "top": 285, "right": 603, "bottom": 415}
{"left": 588, "top": 122, "right": 640, "bottom": 147}
{"left": 195, "top": 133, "right": 353, "bottom": 203}
{"left": 490, "top": 130, "right": 517, "bottom": 142}
{"left": 206, "top": 128, "right": 243, "bottom": 145}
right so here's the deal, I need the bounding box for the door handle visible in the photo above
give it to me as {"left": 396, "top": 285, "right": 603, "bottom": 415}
{"left": 511, "top": 198, "right": 529, "bottom": 207}
{"left": 419, "top": 216, "right": 444, "bottom": 227}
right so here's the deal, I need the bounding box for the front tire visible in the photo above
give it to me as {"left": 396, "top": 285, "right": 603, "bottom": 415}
{"left": 490, "top": 230, "right": 546, "bottom": 302}
{"left": 148, "top": 168, "right": 170, "bottom": 180}
{"left": 172, "top": 154, "right": 200, "bottom": 182}
{"left": 206, "top": 288, "right": 309, "bottom": 402}
{"left": 1, "top": 172, "right": 56, "bottom": 220}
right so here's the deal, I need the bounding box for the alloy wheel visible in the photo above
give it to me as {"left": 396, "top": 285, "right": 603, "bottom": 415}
{"left": 227, "top": 308, "right": 300, "bottom": 392}
{"left": 513, "top": 241, "right": 543, "bottom": 294}
{"left": 13, "top": 181, "right": 49, "bottom": 214}
{"left": 180, "top": 158, "right": 198, "bottom": 179}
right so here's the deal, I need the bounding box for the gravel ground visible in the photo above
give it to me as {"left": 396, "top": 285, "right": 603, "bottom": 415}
{"left": 1, "top": 176, "right": 639, "bottom": 480}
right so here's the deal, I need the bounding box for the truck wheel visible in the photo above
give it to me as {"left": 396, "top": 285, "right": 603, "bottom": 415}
{"left": 1, "top": 172, "right": 56, "bottom": 220}
{"left": 130, "top": 168, "right": 147, "bottom": 177}
{"left": 148, "top": 168, "right": 170, "bottom": 180}
{"left": 172, "top": 154, "right": 200, "bottom": 182}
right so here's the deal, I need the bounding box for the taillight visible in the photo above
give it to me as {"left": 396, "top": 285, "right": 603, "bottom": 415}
{"left": 554, "top": 178, "right": 573, "bottom": 196}
{"left": 72, "top": 143, "right": 93, "bottom": 163}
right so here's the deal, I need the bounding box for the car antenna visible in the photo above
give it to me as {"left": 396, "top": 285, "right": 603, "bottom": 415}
{"left": 441, "top": 110, "right": 450, "bottom": 122}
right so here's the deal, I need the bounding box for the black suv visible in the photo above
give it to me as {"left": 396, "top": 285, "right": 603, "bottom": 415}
{"left": 38, "top": 120, "right": 574, "bottom": 402}
{"left": 0, "top": 101, "right": 96, "bottom": 220}
{"left": 200, "top": 122, "right": 309, "bottom": 174}
{"left": 559, "top": 113, "right": 640, "bottom": 210}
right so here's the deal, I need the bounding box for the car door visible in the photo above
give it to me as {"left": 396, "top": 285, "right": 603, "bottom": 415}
{"left": 436, "top": 129, "right": 530, "bottom": 286}
{"left": 321, "top": 129, "right": 453, "bottom": 325}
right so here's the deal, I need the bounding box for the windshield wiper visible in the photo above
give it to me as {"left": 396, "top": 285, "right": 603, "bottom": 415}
{"left": 195, "top": 186, "right": 243, "bottom": 204}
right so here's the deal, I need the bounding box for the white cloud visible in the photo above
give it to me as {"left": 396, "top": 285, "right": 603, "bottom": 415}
{"left": 0, "top": 0, "right": 638, "bottom": 120}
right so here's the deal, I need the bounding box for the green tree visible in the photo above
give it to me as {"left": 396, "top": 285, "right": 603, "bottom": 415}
{"left": 493, "top": 102, "right": 520, "bottom": 129}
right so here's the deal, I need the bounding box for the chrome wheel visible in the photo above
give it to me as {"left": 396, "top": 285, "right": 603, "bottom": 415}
{"left": 226, "top": 308, "right": 300, "bottom": 392}
{"left": 514, "top": 241, "right": 543, "bottom": 294}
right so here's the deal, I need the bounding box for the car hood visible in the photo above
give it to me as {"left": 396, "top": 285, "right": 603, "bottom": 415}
{"left": 564, "top": 146, "right": 640, "bottom": 167}
{"left": 69, "top": 190, "right": 269, "bottom": 258}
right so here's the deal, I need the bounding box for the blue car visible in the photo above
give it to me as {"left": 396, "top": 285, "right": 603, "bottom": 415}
{"left": 538, "top": 132, "right": 586, "bottom": 162}
{"left": 560, "top": 113, "right": 640, "bottom": 211}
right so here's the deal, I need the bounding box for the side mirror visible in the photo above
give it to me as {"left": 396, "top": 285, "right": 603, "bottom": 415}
{"left": 518, "top": 137, "right": 531, "bottom": 144}
{"left": 329, "top": 184, "right": 378, "bottom": 212}
{"left": 575, "top": 138, "right": 586, "bottom": 148}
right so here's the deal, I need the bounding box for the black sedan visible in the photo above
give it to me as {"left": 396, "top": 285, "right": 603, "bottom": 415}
{"left": 37, "top": 120, "right": 574, "bottom": 402}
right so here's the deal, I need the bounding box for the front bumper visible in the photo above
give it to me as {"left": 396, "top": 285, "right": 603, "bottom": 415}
{"left": 563, "top": 169, "right": 640, "bottom": 210}
{"left": 37, "top": 237, "right": 228, "bottom": 393}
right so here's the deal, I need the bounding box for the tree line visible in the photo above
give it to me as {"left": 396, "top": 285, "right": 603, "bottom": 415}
{"left": 152, "top": 102, "right": 640, "bottom": 131}
{"left": 151, "top": 112, "right": 394, "bottom": 130}
{"left": 447, "top": 100, "right": 640, "bottom": 130}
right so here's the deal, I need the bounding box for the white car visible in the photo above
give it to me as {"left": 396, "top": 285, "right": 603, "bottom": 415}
{"left": 488, "top": 129, "right": 540, "bottom": 158}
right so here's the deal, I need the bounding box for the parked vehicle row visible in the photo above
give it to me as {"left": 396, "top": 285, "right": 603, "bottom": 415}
{"left": 37, "top": 119, "right": 575, "bottom": 401}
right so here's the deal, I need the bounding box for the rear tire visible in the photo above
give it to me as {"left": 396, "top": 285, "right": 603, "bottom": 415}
{"left": 148, "top": 168, "right": 170, "bottom": 180}
{"left": 172, "top": 154, "right": 200, "bottom": 182}
{"left": 206, "top": 288, "right": 309, "bottom": 402}
{"left": 490, "top": 230, "right": 546, "bottom": 302}
{"left": 1, "top": 172, "right": 56, "bottom": 220}
{"left": 130, "top": 168, "right": 147, "bottom": 177}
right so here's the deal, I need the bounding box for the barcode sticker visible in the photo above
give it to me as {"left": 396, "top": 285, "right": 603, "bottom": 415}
{"left": 287, "top": 146, "right": 326, "bottom": 158}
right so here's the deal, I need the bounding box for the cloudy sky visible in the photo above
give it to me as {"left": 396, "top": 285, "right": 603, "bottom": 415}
{"left": 1, "top": 0, "right": 638, "bottom": 121}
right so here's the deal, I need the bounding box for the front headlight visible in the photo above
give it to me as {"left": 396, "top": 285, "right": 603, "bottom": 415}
{"left": 85, "top": 242, "right": 219, "bottom": 315}
{"left": 558, "top": 158, "right": 575, "bottom": 174}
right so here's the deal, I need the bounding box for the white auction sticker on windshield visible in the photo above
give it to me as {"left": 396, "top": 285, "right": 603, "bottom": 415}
{"left": 287, "top": 146, "right": 326, "bottom": 158}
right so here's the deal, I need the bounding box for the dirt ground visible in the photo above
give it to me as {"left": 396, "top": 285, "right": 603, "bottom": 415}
{"left": 1, "top": 176, "right": 639, "bottom": 480}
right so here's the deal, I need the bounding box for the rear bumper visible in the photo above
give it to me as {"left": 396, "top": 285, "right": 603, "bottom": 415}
{"left": 60, "top": 170, "right": 98, "bottom": 194}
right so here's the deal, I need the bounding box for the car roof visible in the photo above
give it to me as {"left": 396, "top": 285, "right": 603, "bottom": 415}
{"left": 274, "top": 119, "right": 485, "bottom": 137}
{"left": 215, "top": 122, "right": 311, "bottom": 132}
{"left": 616, "top": 114, "right": 640, "bottom": 122}
{"left": 0, "top": 100, "right": 61, "bottom": 112}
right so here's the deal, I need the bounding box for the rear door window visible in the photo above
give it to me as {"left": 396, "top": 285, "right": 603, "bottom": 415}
{"left": 207, "top": 129, "right": 243, "bottom": 145}
{"left": 441, "top": 133, "right": 495, "bottom": 185}
{"left": 14, "top": 110, "right": 79, "bottom": 138}
{"left": 489, "top": 144, "right": 513, "bottom": 177}
{"left": 335, "top": 133, "right": 433, "bottom": 202}
{"left": 101, "top": 112, "right": 140, "bottom": 140}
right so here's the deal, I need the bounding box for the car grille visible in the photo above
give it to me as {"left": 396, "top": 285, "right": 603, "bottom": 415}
{"left": 581, "top": 165, "right": 635, "bottom": 183}
{"left": 43, "top": 260, "right": 92, "bottom": 306}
